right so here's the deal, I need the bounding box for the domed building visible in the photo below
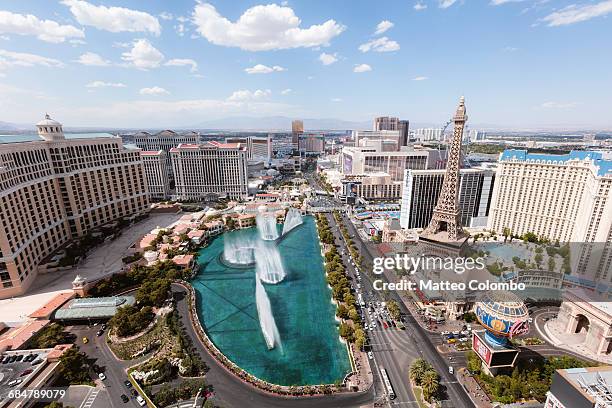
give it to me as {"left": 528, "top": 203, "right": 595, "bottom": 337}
{"left": 37, "top": 114, "right": 65, "bottom": 141}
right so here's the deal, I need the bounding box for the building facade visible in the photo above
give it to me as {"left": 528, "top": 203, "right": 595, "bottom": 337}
{"left": 0, "top": 115, "right": 149, "bottom": 299}
{"left": 341, "top": 173, "right": 402, "bottom": 201}
{"left": 133, "top": 130, "right": 199, "bottom": 181}
{"left": 171, "top": 141, "right": 248, "bottom": 201}
{"left": 353, "top": 130, "right": 402, "bottom": 151}
{"left": 414, "top": 128, "right": 444, "bottom": 142}
{"left": 342, "top": 146, "right": 446, "bottom": 181}
{"left": 140, "top": 150, "right": 170, "bottom": 200}
{"left": 487, "top": 150, "right": 612, "bottom": 280}
{"left": 373, "top": 116, "right": 400, "bottom": 131}
{"left": 225, "top": 135, "right": 272, "bottom": 161}
{"left": 291, "top": 120, "right": 304, "bottom": 149}
{"left": 400, "top": 167, "right": 495, "bottom": 229}
{"left": 298, "top": 133, "right": 325, "bottom": 154}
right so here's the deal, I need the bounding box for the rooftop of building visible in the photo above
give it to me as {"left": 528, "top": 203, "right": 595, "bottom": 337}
{"left": 54, "top": 296, "right": 135, "bottom": 320}
{"left": 0, "top": 319, "right": 50, "bottom": 351}
{"left": 500, "top": 149, "right": 612, "bottom": 176}
{"left": 139, "top": 150, "right": 163, "bottom": 156}
{"left": 557, "top": 365, "right": 612, "bottom": 404}
{"left": 28, "top": 292, "right": 75, "bottom": 319}
{"left": 0, "top": 133, "right": 116, "bottom": 144}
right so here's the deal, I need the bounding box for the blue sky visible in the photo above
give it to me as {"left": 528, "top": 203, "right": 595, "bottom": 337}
{"left": 0, "top": 0, "right": 611, "bottom": 129}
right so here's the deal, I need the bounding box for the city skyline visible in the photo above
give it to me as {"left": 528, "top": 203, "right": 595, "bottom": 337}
{"left": 1, "top": 0, "right": 611, "bottom": 129}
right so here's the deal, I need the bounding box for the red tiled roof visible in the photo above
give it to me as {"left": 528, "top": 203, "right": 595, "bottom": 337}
{"left": 29, "top": 293, "right": 75, "bottom": 319}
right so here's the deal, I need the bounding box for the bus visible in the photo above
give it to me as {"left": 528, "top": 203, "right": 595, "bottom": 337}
{"left": 380, "top": 367, "right": 396, "bottom": 400}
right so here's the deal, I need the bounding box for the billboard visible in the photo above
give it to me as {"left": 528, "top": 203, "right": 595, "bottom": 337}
{"left": 472, "top": 332, "right": 492, "bottom": 365}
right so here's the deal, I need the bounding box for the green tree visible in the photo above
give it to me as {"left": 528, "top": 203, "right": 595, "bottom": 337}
{"left": 56, "top": 348, "right": 91, "bottom": 385}
{"left": 29, "top": 323, "right": 70, "bottom": 348}
{"left": 502, "top": 227, "right": 511, "bottom": 243}
{"left": 421, "top": 370, "right": 440, "bottom": 402}
{"left": 336, "top": 304, "right": 349, "bottom": 320}
{"left": 409, "top": 358, "right": 430, "bottom": 386}
{"left": 466, "top": 351, "right": 481, "bottom": 373}
{"left": 548, "top": 257, "right": 556, "bottom": 271}
{"left": 339, "top": 323, "right": 354, "bottom": 342}
{"left": 387, "top": 300, "right": 401, "bottom": 320}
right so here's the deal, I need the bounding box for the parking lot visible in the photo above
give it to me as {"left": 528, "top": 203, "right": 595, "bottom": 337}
{"left": 0, "top": 350, "right": 49, "bottom": 398}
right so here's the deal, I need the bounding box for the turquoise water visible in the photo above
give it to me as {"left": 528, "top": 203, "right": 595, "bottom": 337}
{"left": 477, "top": 242, "right": 532, "bottom": 262}
{"left": 191, "top": 216, "right": 351, "bottom": 386}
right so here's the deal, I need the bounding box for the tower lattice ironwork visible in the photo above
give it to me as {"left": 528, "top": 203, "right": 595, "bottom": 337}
{"left": 422, "top": 96, "right": 468, "bottom": 241}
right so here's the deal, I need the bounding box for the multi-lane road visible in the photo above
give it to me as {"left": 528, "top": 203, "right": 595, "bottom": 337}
{"left": 325, "top": 211, "right": 476, "bottom": 408}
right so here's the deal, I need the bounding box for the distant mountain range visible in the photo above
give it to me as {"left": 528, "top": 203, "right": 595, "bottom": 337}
{"left": 187, "top": 116, "right": 373, "bottom": 131}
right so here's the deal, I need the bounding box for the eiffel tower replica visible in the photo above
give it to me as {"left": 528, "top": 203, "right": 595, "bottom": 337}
{"left": 420, "top": 96, "right": 469, "bottom": 250}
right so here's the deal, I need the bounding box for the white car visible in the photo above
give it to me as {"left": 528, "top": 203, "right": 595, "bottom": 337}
{"left": 98, "top": 372, "right": 106, "bottom": 381}
{"left": 369, "top": 326, "right": 374, "bottom": 331}
{"left": 364, "top": 324, "right": 369, "bottom": 330}
{"left": 441, "top": 331, "right": 450, "bottom": 335}
{"left": 136, "top": 395, "right": 146, "bottom": 407}
{"left": 367, "top": 351, "right": 373, "bottom": 360}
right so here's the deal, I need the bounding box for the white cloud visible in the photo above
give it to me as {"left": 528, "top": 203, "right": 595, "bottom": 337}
{"left": 319, "top": 52, "right": 338, "bottom": 65}
{"left": 140, "top": 86, "right": 169, "bottom": 95}
{"left": 353, "top": 63, "right": 372, "bottom": 73}
{"left": 86, "top": 81, "right": 125, "bottom": 88}
{"left": 490, "top": 0, "right": 526, "bottom": 5}
{"left": 281, "top": 88, "right": 292, "bottom": 95}
{"left": 374, "top": 20, "right": 394, "bottom": 35}
{"left": 358, "top": 37, "right": 400, "bottom": 52}
{"left": 159, "top": 12, "right": 173, "bottom": 20}
{"left": 503, "top": 46, "right": 519, "bottom": 52}
{"left": 69, "top": 39, "right": 86, "bottom": 46}
{"left": 61, "top": 0, "right": 161, "bottom": 35}
{"left": 414, "top": 2, "right": 428, "bottom": 10}
{"left": 0, "top": 10, "right": 84, "bottom": 43}
{"left": 244, "top": 64, "right": 286, "bottom": 74}
{"left": 121, "top": 39, "right": 164, "bottom": 69}
{"left": 331, "top": 97, "right": 343, "bottom": 102}
{"left": 175, "top": 23, "right": 186, "bottom": 37}
{"left": 541, "top": 1, "right": 612, "bottom": 26}
{"left": 165, "top": 58, "right": 198, "bottom": 72}
{"left": 75, "top": 52, "right": 110, "bottom": 66}
{"left": 439, "top": 0, "right": 459, "bottom": 8}
{"left": 540, "top": 101, "right": 580, "bottom": 109}
{"left": 227, "top": 89, "right": 272, "bottom": 102}
{"left": 192, "top": 3, "right": 346, "bottom": 51}
{"left": 0, "top": 49, "right": 64, "bottom": 72}
{"left": 374, "top": 20, "right": 395, "bottom": 35}
{"left": 412, "top": 76, "right": 428, "bottom": 81}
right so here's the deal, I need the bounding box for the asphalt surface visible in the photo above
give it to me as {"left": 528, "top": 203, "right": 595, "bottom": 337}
{"left": 68, "top": 324, "right": 143, "bottom": 408}
{"left": 330, "top": 211, "right": 476, "bottom": 408}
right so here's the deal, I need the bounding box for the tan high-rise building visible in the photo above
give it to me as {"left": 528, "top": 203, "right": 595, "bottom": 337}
{"left": 291, "top": 120, "right": 304, "bottom": 148}
{"left": 374, "top": 116, "right": 400, "bottom": 131}
{"left": 133, "top": 130, "right": 199, "bottom": 181}
{"left": 488, "top": 150, "right": 612, "bottom": 281}
{"left": 171, "top": 141, "right": 248, "bottom": 201}
{"left": 0, "top": 115, "right": 150, "bottom": 299}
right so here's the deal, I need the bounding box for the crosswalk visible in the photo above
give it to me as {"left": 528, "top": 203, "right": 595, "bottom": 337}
{"left": 79, "top": 388, "right": 100, "bottom": 408}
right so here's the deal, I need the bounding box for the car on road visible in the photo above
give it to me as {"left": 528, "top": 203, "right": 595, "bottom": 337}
{"left": 441, "top": 331, "right": 450, "bottom": 335}
{"left": 98, "top": 372, "right": 106, "bottom": 381}
{"left": 8, "top": 379, "right": 22, "bottom": 387}
{"left": 367, "top": 351, "right": 373, "bottom": 360}
{"left": 96, "top": 329, "right": 104, "bottom": 337}
{"left": 20, "top": 369, "right": 33, "bottom": 376}
{"left": 136, "top": 395, "right": 146, "bottom": 406}
{"left": 121, "top": 394, "right": 129, "bottom": 403}
{"left": 82, "top": 337, "right": 89, "bottom": 344}
{"left": 101, "top": 324, "right": 107, "bottom": 330}
{"left": 449, "top": 366, "right": 454, "bottom": 375}
{"left": 124, "top": 380, "right": 132, "bottom": 388}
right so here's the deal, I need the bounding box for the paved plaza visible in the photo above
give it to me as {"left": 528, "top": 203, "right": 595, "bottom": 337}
{"left": 0, "top": 213, "right": 183, "bottom": 323}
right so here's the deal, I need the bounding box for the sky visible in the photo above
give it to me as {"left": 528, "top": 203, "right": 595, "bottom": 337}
{"left": 0, "top": 0, "right": 611, "bottom": 129}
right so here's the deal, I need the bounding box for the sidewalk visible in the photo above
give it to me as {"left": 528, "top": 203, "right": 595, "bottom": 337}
{"left": 457, "top": 368, "right": 493, "bottom": 408}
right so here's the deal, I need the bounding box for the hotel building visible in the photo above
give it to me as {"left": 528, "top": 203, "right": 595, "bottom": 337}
{"left": 373, "top": 116, "right": 400, "bottom": 131}
{"left": 170, "top": 141, "right": 248, "bottom": 201}
{"left": 342, "top": 146, "right": 446, "bottom": 181}
{"left": 488, "top": 150, "right": 612, "bottom": 281}
{"left": 400, "top": 167, "right": 496, "bottom": 229}
{"left": 139, "top": 150, "right": 170, "bottom": 200}
{"left": 133, "top": 130, "right": 199, "bottom": 181}
{"left": 298, "top": 133, "right": 325, "bottom": 155}
{"left": 0, "top": 115, "right": 149, "bottom": 299}
{"left": 545, "top": 365, "right": 612, "bottom": 408}
{"left": 352, "top": 130, "right": 403, "bottom": 151}
{"left": 225, "top": 135, "right": 272, "bottom": 161}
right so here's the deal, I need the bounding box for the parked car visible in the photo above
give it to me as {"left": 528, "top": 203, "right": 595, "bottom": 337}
{"left": 124, "top": 380, "right": 132, "bottom": 388}
{"left": 136, "top": 395, "right": 146, "bottom": 406}
{"left": 121, "top": 394, "right": 129, "bottom": 403}
{"left": 98, "top": 372, "right": 106, "bottom": 381}
{"left": 96, "top": 330, "right": 104, "bottom": 337}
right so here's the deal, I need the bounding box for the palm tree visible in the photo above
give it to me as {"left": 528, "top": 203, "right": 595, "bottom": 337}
{"left": 409, "top": 358, "right": 429, "bottom": 385}
{"left": 503, "top": 227, "right": 511, "bottom": 243}
{"left": 421, "top": 370, "right": 440, "bottom": 402}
